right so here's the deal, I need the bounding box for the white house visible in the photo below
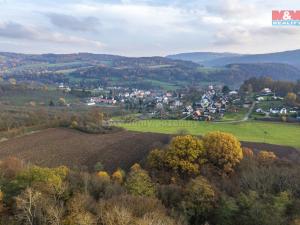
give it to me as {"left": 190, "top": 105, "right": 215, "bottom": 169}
{"left": 261, "top": 88, "right": 272, "bottom": 94}
{"left": 280, "top": 108, "right": 287, "bottom": 115}
{"left": 229, "top": 91, "right": 238, "bottom": 95}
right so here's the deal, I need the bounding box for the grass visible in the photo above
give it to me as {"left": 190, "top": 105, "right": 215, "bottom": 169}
{"left": 221, "top": 108, "right": 247, "bottom": 121}
{"left": 118, "top": 120, "right": 300, "bottom": 148}
{"left": 144, "top": 79, "right": 181, "bottom": 91}
{"left": 0, "top": 89, "right": 78, "bottom": 106}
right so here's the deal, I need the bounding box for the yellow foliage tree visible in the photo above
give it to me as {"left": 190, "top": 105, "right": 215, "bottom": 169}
{"left": 112, "top": 169, "right": 124, "bottom": 184}
{"left": 97, "top": 171, "right": 110, "bottom": 182}
{"left": 130, "top": 163, "right": 142, "bottom": 172}
{"left": 125, "top": 167, "right": 155, "bottom": 197}
{"left": 148, "top": 135, "right": 205, "bottom": 178}
{"left": 203, "top": 132, "right": 243, "bottom": 173}
{"left": 257, "top": 151, "right": 277, "bottom": 163}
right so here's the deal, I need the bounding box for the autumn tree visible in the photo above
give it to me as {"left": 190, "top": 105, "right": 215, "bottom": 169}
{"left": 182, "top": 176, "right": 216, "bottom": 225}
{"left": 147, "top": 135, "right": 205, "bottom": 179}
{"left": 15, "top": 188, "right": 43, "bottom": 225}
{"left": 257, "top": 151, "right": 277, "bottom": 163}
{"left": 89, "top": 108, "right": 104, "bottom": 127}
{"left": 285, "top": 92, "right": 297, "bottom": 106}
{"left": 97, "top": 171, "right": 110, "bottom": 182}
{"left": 97, "top": 195, "right": 179, "bottom": 225}
{"left": 112, "top": 169, "right": 124, "bottom": 184}
{"left": 242, "top": 147, "right": 254, "bottom": 158}
{"left": 203, "top": 132, "right": 243, "bottom": 173}
{"left": 11, "top": 166, "right": 69, "bottom": 197}
{"left": 58, "top": 97, "right": 67, "bottom": 106}
{"left": 0, "top": 156, "right": 24, "bottom": 179}
{"left": 64, "top": 193, "right": 96, "bottom": 225}
{"left": 125, "top": 164, "right": 155, "bottom": 197}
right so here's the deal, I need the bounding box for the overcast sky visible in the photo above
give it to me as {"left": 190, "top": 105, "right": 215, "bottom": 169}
{"left": 0, "top": 0, "right": 299, "bottom": 56}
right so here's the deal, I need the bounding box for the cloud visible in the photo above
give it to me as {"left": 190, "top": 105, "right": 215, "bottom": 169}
{"left": 0, "top": 22, "right": 36, "bottom": 39}
{"left": 205, "top": 0, "right": 256, "bottom": 17}
{"left": 0, "top": 0, "right": 300, "bottom": 55}
{"left": 46, "top": 13, "right": 100, "bottom": 31}
{"left": 213, "top": 27, "right": 250, "bottom": 46}
{"left": 0, "top": 21, "right": 104, "bottom": 48}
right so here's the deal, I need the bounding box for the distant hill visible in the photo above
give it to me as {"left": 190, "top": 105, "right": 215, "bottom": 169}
{"left": 1, "top": 51, "right": 300, "bottom": 89}
{"left": 222, "top": 63, "right": 300, "bottom": 83}
{"left": 167, "top": 49, "right": 300, "bottom": 68}
{"left": 169, "top": 49, "right": 300, "bottom": 68}
{"left": 166, "top": 52, "right": 240, "bottom": 64}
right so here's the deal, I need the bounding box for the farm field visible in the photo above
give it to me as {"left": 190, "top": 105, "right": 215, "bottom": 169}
{"left": 0, "top": 127, "right": 299, "bottom": 172}
{"left": 119, "top": 120, "right": 300, "bottom": 148}
{"left": 0, "top": 128, "right": 170, "bottom": 172}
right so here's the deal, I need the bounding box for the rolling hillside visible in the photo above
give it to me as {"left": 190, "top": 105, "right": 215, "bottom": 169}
{"left": 1, "top": 51, "right": 300, "bottom": 88}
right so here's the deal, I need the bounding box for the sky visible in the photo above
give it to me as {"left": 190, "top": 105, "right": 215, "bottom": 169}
{"left": 0, "top": 0, "right": 299, "bottom": 56}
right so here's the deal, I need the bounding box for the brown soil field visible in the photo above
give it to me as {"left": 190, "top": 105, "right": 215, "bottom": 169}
{"left": 242, "top": 141, "right": 300, "bottom": 163}
{"left": 0, "top": 128, "right": 170, "bottom": 172}
{"left": 0, "top": 128, "right": 298, "bottom": 172}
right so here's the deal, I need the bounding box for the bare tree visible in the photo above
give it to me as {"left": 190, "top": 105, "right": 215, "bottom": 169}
{"left": 15, "top": 188, "right": 42, "bottom": 225}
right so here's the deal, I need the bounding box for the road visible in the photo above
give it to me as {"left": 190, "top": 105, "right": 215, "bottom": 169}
{"left": 214, "top": 102, "right": 256, "bottom": 124}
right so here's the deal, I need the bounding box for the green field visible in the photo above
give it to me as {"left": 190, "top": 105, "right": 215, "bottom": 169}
{"left": 119, "top": 120, "right": 300, "bottom": 148}
{"left": 0, "top": 89, "right": 79, "bottom": 106}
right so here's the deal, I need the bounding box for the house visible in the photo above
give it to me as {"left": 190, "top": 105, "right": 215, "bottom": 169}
{"left": 229, "top": 91, "right": 238, "bottom": 96}
{"left": 183, "top": 106, "right": 193, "bottom": 115}
{"left": 261, "top": 88, "right": 272, "bottom": 95}
{"left": 280, "top": 108, "right": 287, "bottom": 115}
{"left": 163, "top": 97, "right": 169, "bottom": 104}
{"left": 257, "top": 96, "right": 264, "bottom": 101}
{"left": 256, "top": 108, "right": 263, "bottom": 113}
{"left": 270, "top": 108, "right": 279, "bottom": 114}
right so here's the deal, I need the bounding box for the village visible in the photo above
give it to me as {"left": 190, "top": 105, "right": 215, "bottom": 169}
{"left": 56, "top": 82, "right": 300, "bottom": 122}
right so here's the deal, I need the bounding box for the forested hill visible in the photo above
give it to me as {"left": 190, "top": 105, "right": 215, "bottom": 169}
{"left": 1, "top": 52, "right": 300, "bottom": 89}
{"left": 167, "top": 49, "right": 300, "bottom": 68}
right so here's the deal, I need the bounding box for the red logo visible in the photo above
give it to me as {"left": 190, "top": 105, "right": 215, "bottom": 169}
{"left": 272, "top": 10, "right": 300, "bottom": 20}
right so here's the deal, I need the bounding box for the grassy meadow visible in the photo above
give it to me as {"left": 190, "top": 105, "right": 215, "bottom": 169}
{"left": 119, "top": 120, "right": 300, "bottom": 148}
